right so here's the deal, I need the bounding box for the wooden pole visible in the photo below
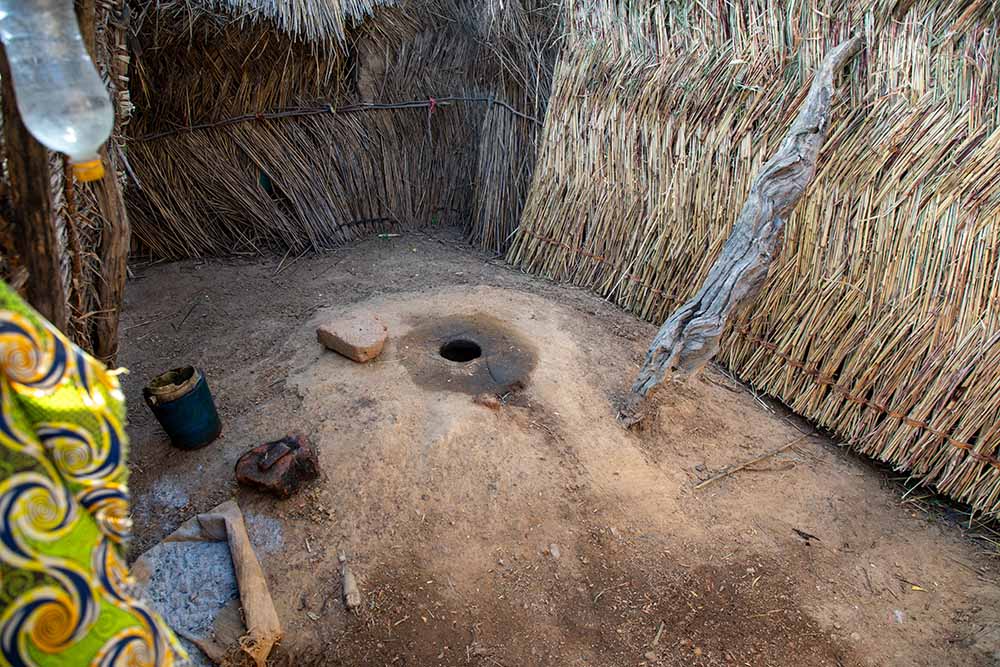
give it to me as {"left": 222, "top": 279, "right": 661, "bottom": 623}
{"left": 0, "top": 48, "right": 70, "bottom": 333}
{"left": 89, "top": 153, "right": 130, "bottom": 365}
{"left": 76, "top": 0, "right": 130, "bottom": 365}
{"left": 76, "top": 0, "right": 96, "bottom": 50}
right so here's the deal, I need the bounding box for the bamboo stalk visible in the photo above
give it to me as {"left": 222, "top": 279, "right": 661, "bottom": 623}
{"left": 126, "top": 0, "right": 557, "bottom": 258}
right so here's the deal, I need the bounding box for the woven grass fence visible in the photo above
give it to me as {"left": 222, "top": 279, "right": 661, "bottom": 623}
{"left": 509, "top": 0, "right": 1000, "bottom": 515}
{"left": 126, "top": 0, "right": 556, "bottom": 258}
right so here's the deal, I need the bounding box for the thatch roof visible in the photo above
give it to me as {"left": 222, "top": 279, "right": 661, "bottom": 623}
{"left": 510, "top": 0, "right": 1000, "bottom": 515}
{"left": 155, "top": 0, "right": 402, "bottom": 46}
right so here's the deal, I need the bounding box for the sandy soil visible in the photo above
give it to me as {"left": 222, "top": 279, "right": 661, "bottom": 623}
{"left": 120, "top": 229, "right": 1000, "bottom": 667}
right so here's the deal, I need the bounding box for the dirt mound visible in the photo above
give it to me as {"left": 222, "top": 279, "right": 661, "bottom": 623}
{"left": 121, "top": 235, "right": 1000, "bottom": 667}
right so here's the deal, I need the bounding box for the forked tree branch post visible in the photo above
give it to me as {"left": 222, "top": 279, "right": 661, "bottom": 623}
{"left": 619, "top": 37, "right": 863, "bottom": 427}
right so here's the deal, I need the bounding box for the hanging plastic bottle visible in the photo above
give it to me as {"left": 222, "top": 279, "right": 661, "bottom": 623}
{"left": 0, "top": 0, "right": 114, "bottom": 182}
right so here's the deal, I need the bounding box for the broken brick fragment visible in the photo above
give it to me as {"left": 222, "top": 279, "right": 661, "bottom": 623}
{"left": 235, "top": 433, "right": 320, "bottom": 499}
{"left": 316, "top": 312, "right": 388, "bottom": 363}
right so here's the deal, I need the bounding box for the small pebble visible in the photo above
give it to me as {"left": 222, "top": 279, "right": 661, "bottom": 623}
{"left": 644, "top": 650, "right": 658, "bottom": 661}
{"left": 549, "top": 544, "right": 561, "bottom": 559}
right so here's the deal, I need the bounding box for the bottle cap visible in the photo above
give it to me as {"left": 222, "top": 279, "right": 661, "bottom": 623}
{"left": 72, "top": 159, "right": 104, "bottom": 182}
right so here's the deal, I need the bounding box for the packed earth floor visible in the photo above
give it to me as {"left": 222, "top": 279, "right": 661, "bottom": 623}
{"left": 121, "top": 229, "right": 1000, "bottom": 667}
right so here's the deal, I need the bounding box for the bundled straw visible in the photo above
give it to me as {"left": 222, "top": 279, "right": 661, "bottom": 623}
{"left": 509, "top": 0, "right": 1000, "bottom": 515}
{"left": 126, "top": 0, "right": 557, "bottom": 257}
{"left": 158, "top": 0, "right": 402, "bottom": 47}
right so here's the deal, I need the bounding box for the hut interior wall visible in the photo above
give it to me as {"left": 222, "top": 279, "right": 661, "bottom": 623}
{"left": 124, "top": 0, "right": 1000, "bottom": 515}
{"left": 509, "top": 0, "right": 1000, "bottom": 515}
{"left": 126, "top": 0, "right": 557, "bottom": 258}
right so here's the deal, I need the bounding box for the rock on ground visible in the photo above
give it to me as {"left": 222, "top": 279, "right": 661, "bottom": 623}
{"left": 316, "top": 311, "right": 388, "bottom": 363}
{"left": 235, "top": 434, "right": 320, "bottom": 499}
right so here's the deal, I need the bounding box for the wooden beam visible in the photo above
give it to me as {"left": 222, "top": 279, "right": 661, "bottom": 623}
{"left": 620, "top": 37, "right": 864, "bottom": 427}
{"left": 76, "top": 0, "right": 130, "bottom": 365}
{"left": 0, "top": 47, "right": 69, "bottom": 333}
{"left": 89, "top": 152, "right": 129, "bottom": 365}
{"left": 76, "top": 0, "right": 96, "bottom": 52}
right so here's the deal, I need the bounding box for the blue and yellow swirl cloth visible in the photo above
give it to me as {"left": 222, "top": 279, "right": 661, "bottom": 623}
{"left": 0, "top": 281, "right": 185, "bottom": 667}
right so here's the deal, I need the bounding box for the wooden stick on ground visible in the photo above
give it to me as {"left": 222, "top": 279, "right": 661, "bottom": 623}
{"left": 619, "top": 37, "right": 863, "bottom": 426}
{"left": 694, "top": 433, "right": 813, "bottom": 490}
{"left": 199, "top": 501, "right": 283, "bottom": 667}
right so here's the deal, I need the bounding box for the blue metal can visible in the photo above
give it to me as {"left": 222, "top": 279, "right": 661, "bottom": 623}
{"left": 143, "top": 366, "right": 222, "bottom": 450}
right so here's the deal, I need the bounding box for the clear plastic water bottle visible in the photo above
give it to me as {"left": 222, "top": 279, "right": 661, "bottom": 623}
{"left": 0, "top": 0, "right": 113, "bottom": 181}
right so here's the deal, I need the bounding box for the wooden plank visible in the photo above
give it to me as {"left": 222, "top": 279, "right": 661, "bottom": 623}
{"left": 199, "top": 501, "right": 283, "bottom": 667}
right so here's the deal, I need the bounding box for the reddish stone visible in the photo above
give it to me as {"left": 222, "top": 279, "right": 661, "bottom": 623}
{"left": 235, "top": 434, "right": 319, "bottom": 499}
{"left": 316, "top": 312, "right": 387, "bottom": 363}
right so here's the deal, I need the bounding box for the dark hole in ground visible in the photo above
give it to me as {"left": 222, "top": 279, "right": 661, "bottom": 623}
{"left": 439, "top": 338, "right": 482, "bottom": 362}
{"left": 399, "top": 313, "right": 537, "bottom": 395}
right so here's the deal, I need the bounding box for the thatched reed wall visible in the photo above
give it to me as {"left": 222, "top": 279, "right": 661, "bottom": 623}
{"left": 126, "top": 0, "right": 556, "bottom": 258}
{"left": 510, "top": 0, "right": 1000, "bottom": 514}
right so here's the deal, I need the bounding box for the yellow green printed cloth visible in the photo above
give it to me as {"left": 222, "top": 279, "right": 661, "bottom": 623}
{"left": 0, "top": 281, "right": 185, "bottom": 667}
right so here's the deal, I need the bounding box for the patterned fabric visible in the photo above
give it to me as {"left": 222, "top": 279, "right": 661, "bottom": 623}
{"left": 0, "top": 281, "right": 185, "bottom": 667}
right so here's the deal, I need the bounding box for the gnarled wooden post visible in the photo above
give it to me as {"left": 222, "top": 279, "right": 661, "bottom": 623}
{"left": 77, "top": 0, "right": 130, "bottom": 365}
{"left": 620, "top": 37, "right": 863, "bottom": 427}
{"left": 0, "top": 48, "right": 69, "bottom": 333}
